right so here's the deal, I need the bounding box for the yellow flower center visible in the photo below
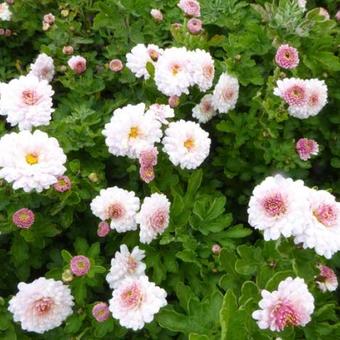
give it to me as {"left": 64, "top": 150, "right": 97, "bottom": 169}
{"left": 171, "top": 64, "right": 181, "bottom": 76}
{"left": 184, "top": 138, "right": 195, "bottom": 151}
{"left": 25, "top": 153, "right": 39, "bottom": 165}
{"left": 129, "top": 127, "right": 139, "bottom": 139}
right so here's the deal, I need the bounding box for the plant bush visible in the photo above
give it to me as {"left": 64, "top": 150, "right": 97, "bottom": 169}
{"left": 0, "top": 0, "right": 340, "bottom": 339}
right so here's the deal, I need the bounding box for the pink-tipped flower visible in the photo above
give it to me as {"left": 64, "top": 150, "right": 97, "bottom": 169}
{"left": 62, "top": 46, "right": 74, "bottom": 55}
{"left": 97, "top": 221, "right": 110, "bottom": 237}
{"left": 109, "top": 59, "right": 124, "bottom": 72}
{"left": 187, "top": 18, "right": 202, "bottom": 35}
{"left": 53, "top": 176, "right": 72, "bottom": 192}
{"left": 150, "top": 9, "right": 163, "bottom": 22}
{"left": 316, "top": 264, "right": 338, "bottom": 292}
{"left": 43, "top": 13, "right": 55, "bottom": 25}
{"left": 296, "top": 138, "right": 319, "bottom": 161}
{"left": 168, "top": 95, "right": 180, "bottom": 108}
{"left": 178, "top": 0, "right": 201, "bottom": 17}
{"left": 212, "top": 244, "right": 221, "bottom": 255}
{"left": 275, "top": 44, "right": 299, "bottom": 69}
{"left": 138, "top": 147, "right": 158, "bottom": 168}
{"left": 336, "top": 11, "right": 340, "bottom": 21}
{"left": 139, "top": 166, "right": 155, "bottom": 184}
{"left": 92, "top": 302, "right": 110, "bottom": 322}
{"left": 12, "top": 208, "right": 35, "bottom": 229}
{"left": 319, "top": 7, "right": 330, "bottom": 20}
{"left": 68, "top": 55, "right": 87, "bottom": 74}
{"left": 70, "top": 255, "right": 91, "bottom": 277}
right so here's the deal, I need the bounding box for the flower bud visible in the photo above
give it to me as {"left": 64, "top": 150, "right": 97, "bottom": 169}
{"left": 150, "top": 9, "right": 163, "bottom": 22}
{"left": 168, "top": 95, "right": 180, "bottom": 108}
{"left": 187, "top": 18, "right": 202, "bottom": 35}
{"left": 62, "top": 45, "right": 74, "bottom": 55}
{"left": 68, "top": 55, "right": 87, "bottom": 74}
{"left": 109, "top": 59, "right": 124, "bottom": 72}
{"left": 62, "top": 269, "right": 74, "bottom": 283}
{"left": 88, "top": 172, "right": 99, "bottom": 183}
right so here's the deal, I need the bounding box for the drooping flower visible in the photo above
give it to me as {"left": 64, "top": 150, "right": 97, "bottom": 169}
{"left": 0, "top": 2, "right": 12, "bottom": 21}
{"left": 29, "top": 53, "right": 55, "bottom": 82}
{"left": 150, "top": 9, "right": 163, "bottom": 22}
{"left": 248, "top": 175, "right": 310, "bottom": 240}
{"left": 212, "top": 72, "right": 239, "bottom": 114}
{"left": 92, "top": 302, "right": 110, "bottom": 322}
{"left": 68, "top": 55, "right": 87, "bottom": 74}
{"left": 53, "top": 175, "right": 72, "bottom": 192}
{"left": 145, "top": 104, "right": 175, "bottom": 125}
{"left": 109, "top": 276, "right": 167, "bottom": 330}
{"left": 8, "top": 277, "right": 74, "bottom": 334}
{"left": 12, "top": 208, "right": 35, "bottom": 229}
{"left": 187, "top": 18, "right": 202, "bottom": 34}
{"left": 109, "top": 59, "right": 124, "bottom": 72}
{"left": 316, "top": 264, "right": 338, "bottom": 292}
{"left": 163, "top": 120, "right": 211, "bottom": 169}
{"left": 137, "top": 193, "right": 171, "bottom": 244}
{"left": 192, "top": 94, "right": 217, "bottom": 123}
{"left": 70, "top": 255, "right": 91, "bottom": 277}
{"left": 295, "top": 138, "right": 319, "bottom": 161}
{"left": 190, "top": 49, "right": 214, "bottom": 92}
{"left": 252, "top": 277, "right": 314, "bottom": 332}
{"left": 106, "top": 244, "right": 146, "bottom": 289}
{"left": 0, "top": 75, "right": 54, "bottom": 130}
{"left": 0, "top": 130, "right": 66, "bottom": 192}
{"left": 177, "top": 0, "right": 201, "bottom": 17}
{"left": 97, "top": 221, "right": 110, "bottom": 237}
{"left": 275, "top": 44, "right": 299, "bottom": 69}
{"left": 103, "top": 103, "right": 162, "bottom": 159}
{"left": 90, "top": 186, "right": 140, "bottom": 232}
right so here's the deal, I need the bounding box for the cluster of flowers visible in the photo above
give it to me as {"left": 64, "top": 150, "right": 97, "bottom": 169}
{"left": 248, "top": 174, "right": 340, "bottom": 259}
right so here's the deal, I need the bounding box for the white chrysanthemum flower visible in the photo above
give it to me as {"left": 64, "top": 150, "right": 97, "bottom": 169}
{"left": 0, "top": 75, "right": 54, "bottom": 130}
{"left": 163, "top": 120, "right": 211, "bottom": 169}
{"left": 192, "top": 94, "right": 217, "bottom": 123}
{"left": 136, "top": 193, "right": 171, "bottom": 244}
{"left": 145, "top": 104, "right": 175, "bottom": 125}
{"left": 126, "top": 44, "right": 163, "bottom": 80}
{"left": 0, "top": 130, "right": 66, "bottom": 192}
{"left": 0, "top": 2, "right": 12, "bottom": 21}
{"left": 103, "top": 103, "right": 162, "bottom": 159}
{"left": 90, "top": 186, "right": 140, "bottom": 232}
{"left": 29, "top": 53, "right": 55, "bottom": 82}
{"left": 106, "top": 244, "right": 146, "bottom": 289}
{"left": 316, "top": 264, "right": 338, "bottom": 292}
{"left": 109, "top": 276, "right": 167, "bottom": 331}
{"left": 304, "top": 79, "right": 328, "bottom": 117}
{"left": 252, "top": 277, "right": 314, "bottom": 332}
{"left": 293, "top": 188, "right": 340, "bottom": 259}
{"left": 154, "top": 47, "right": 193, "bottom": 96}
{"left": 8, "top": 277, "right": 74, "bottom": 334}
{"left": 248, "top": 175, "right": 310, "bottom": 240}
{"left": 212, "top": 72, "right": 239, "bottom": 113}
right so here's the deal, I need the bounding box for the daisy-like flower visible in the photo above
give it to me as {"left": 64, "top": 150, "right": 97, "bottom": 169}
{"left": 304, "top": 79, "right": 328, "bottom": 117}
{"left": 145, "top": 104, "right": 175, "bottom": 125}
{"left": 29, "top": 53, "right": 55, "bottom": 83}
{"left": 293, "top": 188, "right": 340, "bottom": 259}
{"left": 0, "top": 130, "right": 66, "bottom": 193}
{"left": 178, "top": 0, "right": 201, "bottom": 17}
{"left": 275, "top": 44, "right": 299, "bottom": 69}
{"left": 92, "top": 302, "right": 110, "bottom": 322}
{"left": 8, "top": 277, "right": 74, "bottom": 334}
{"left": 252, "top": 277, "right": 314, "bottom": 332}
{"left": 192, "top": 94, "right": 217, "bottom": 123}
{"left": 0, "top": 2, "right": 11, "bottom": 21}
{"left": 53, "top": 175, "right": 72, "bottom": 192}
{"left": 90, "top": 186, "right": 140, "bottom": 232}
{"left": 154, "top": 47, "right": 193, "bottom": 96}
{"left": 68, "top": 55, "right": 87, "bottom": 74}
{"left": 248, "top": 175, "right": 310, "bottom": 240}
{"left": 70, "top": 255, "right": 91, "bottom": 277}
{"left": 109, "top": 276, "right": 167, "bottom": 331}
{"left": 0, "top": 75, "right": 54, "bottom": 130}
{"left": 126, "top": 44, "right": 163, "bottom": 80}
{"left": 12, "top": 208, "right": 35, "bottom": 229}
{"left": 136, "top": 193, "right": 171, "bottom": 244}
{"left": 316, "top": 264, "right": 338, "bottom": 292}
{"left": 190, "top": 49, "right": 214, "bottom": 92}
{"left": 295, "top": 138, "right": 319, "bottom": 161}
{"left": 103, "top": 103, "right": 162, "bottom": 159}
{"left": 106, "top": 244, "right": 146, "bottom": 289}
{"left": 212, "top": 72, "right": 239, "bottom": 114}
{"left": 163, "top": 120, "right": 211, "bottom": 169}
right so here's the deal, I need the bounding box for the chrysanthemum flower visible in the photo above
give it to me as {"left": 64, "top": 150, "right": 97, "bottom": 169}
{"left": 139, "top": 166, "right": 155, "bottom": 183}
{"left": 109, "top": 59, "right": 124, "bottom": 72}
{"left": 138, "top": 147, "right": 158, "bottom": 168}
{"left": 177, "top": 0, "right": 201, "bottom": 17}
{"left": 68, "top": 55, "right": 87, "bottom": 74}
{"left": 274, "top": 78, "right": 307, "bottom": 108}
{"left": 12, "top": 208, "right": 35, "bottom": 229}
{"left": 163, "top": 120, "right": 211, "bottom": 169}
{"left": 70, "top": 255, "right": 91, "bottom": 277}
{"left": 0, "top": 75, "right": 54, "bottom": 130}
{"left": 137, "top": 193, "right": 171, "bottom": 244}
{"left": 145, "top": 104, "right": 175, "bottom": 125}
{"left": 29, "top": 53, "right": 55, "bottom": 82}
{"left": 316, "top": 264, "right": 338, "bottom": 292}
{"left": 296, "top": 138, "right": 319, "bottom": 161}
{"left": 106, "top": 244, "right": 146, "bottom": 289}
{"left": 296, "top": 0, "right": 306, "bottom": 11}
{"left": 43, "top": 13, "right": 55, "bottom": 25}
{"left": 0, "top": 130, "right": 66, "bottom": 192}
{"left": 252, "top": 277, "right": 314, "bottom": 332}
{"left": 109, "top": 276, "right": 167, "bottom": 330}
{"left": 304, "top": 79, "right": 328, "bottom": 117}
{"left": 275, "top": 44, "right": 299, "bottom": 69}
{"left": 53, "top": 175, "right": 72, "bottom": 192}
{"left": 190, "top": 49, "right": 214, "bottom": 92}
{"left": 92, "top": 302, "right": 110, "bottom": 322}
{"left": 8, "top": 277, "right": 74, "bottom": 334}
{"left": 192, "top": 94, "right": 217, "bottom": 123}
{"left": 248, "top": 175, "right": 310, "bottom": 240}
{"left": 211, "top": 244, "right": 221, "bottom": 254}
{"left": 0, "top": 2, "right": 12, "bottom": 21}
{"left": 97, "top": 221, "right": 110, "bottom": 237}
{"left": 187, "top": 18, "right": 202, "bottom": 35}
{"left": 150, "top": 9, "right": 163, "bottom": 22}
{"left": 90, "top": 186, "right": 140, "bottom": 232}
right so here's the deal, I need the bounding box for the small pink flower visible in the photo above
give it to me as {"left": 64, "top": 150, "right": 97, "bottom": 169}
{"left": 68, "top": 55, "right": 87, "bottom": 74}
{"left": 140, "top": 166, "right": 155, "bottom": 184}
{"left": 319, "top": 7, "right": 330, "bottom": 20}
{"left": 296, "top": 138, "right": 319, "bottom": 161}
{"left": 316, "top": 264, "right": 338, "bottom": 292}
{"left": 43, "top": 13, "right": 55, "bottom": 25}
{"left": 168, "top": 95, "right": 180, "bottom": 108}
{"left": 62, "top": 46, "right": 74, "bottom": 55}
{"left": 336, "top": 10, "right": 340, "bottom": 21}
{"left": 70, "top": 255, "right": 91, "bottom": 277}
{"left": 212, "top": 244, "right": 221, "bottom": 254}
{"left": 53, "top": 176, "right": 72, "bottom": 192}
{"left": 12, "top": 208, "right": 35, "bottom": 229}
{"left": 187, "top": 18, "right": 202, "bottom": 35}
{"left": 109, "top": 59, "right": 124, "bottom": 72}
{"left": 97, "top": 221, "right": 110, "bottom": 237}
{"left": 92, "top": 302, "right": 110, "bottom": 322}
{"left": 178, "top": 0, "right": 201, "bottom": 17}
{"left": 150, "top": 9, "right": 163, "bottom": 22}
{"left": 275, "top": 44, "right": 299, "bottom": 69}
{"left": 138, "top": 147, "right": 158, "bottom": 168}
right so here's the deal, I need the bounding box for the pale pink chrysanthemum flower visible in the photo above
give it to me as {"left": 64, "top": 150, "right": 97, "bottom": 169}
{"left": 211, "top": 244, "right": 221, "bottom": 254}
{"left": 296, "top": 0, "right": 306, "bottom": 11}
{"left": 275, "top": 44, "right": 299, "bottom": 69}
{"left": 29, "top": 53, "right": 55, "bottom": 83}
{"left": 145, "top": 104, "right": 175, "bottom": 125}
{"left": 12, "top": 208, "right": 35, "bottom": 229}
{"left": 0, "top": 2, "right": 12, "bottom": 21}
{"left": 252, "top": 277, "right": 314, "bottom": 332}
{"left": 92, "top": 302, "right": 110, "bottom": 322}
{"left": 53, "top": 175, "right": 72, "bottom": 192}
{"left": 318, "top": 7, "right": 330, "bottom": 20}
{"left": 187, "top": 18, "right": 202, "bottom": 34}
{"left": 192, "top": 94, "right": 217, "bottom": 123}
{"left": 43, "top": 13, "right": 55, "bottom": 25}
{"left": 178, "top": 0, "right": 201, "bottom": 17}
{"left": 150, "top": 9, "right": 163, "bottom": 22}
{"left": 68, "top": 55, "right": 87, "bottom": 74}
{"left": 316, "top": 264, "right": 338, "bottom": 292}
{"left": 70, "top": 255, "right": 91, "bottom": 277}
{"left": 109, "top": 59, "right": 124, "bottom": 72}
{"left": 138, "top": 147, "right": 158, "bottom": 168}
{"left": 295, "top": 138, "right": 319, "bottom": 161}
{"left": 97, "top": 221, "right": 110, "bottom": 237}
{"left": 139, "top": 166, "right": 155, "bottom": 184}
{"left": 305, "top": 79, "right": 328, "bottom": 117}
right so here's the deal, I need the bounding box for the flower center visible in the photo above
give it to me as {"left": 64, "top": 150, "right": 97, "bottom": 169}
{"left": 18, "top": 212, "right": 30, "bottom": 222}
{"left": 120, "top": 283, "right": 143, "bottom": 309}
{"left": 203, "top": 64, "right": 214, "bottom": 78}
{"left": 271, "top": 301, "right": 300, "bottom": 331}
{"left": 108, "top": 203, "right": 125, "bottom": 219}
{"left": 222, "top": 88, "right": 234, "bottom": 101}
{"left": 129, "top": 126, "right": 140, "bottom": 139}
{"left": 184, "top": 137, "right": 195, "bottom": 151}
{"left": 171, "top": 63, "right": 181, "bottom": 76}
{"left": 262, "top": 193, "right": 286, "bottom": 217}
{"left": 33, "top": 297, "right": 53, "bottom": 315}
{"left": 308, "top": 94, "right": 319, "bottom": 106}
{"left": 284, "top": 52, "right": 292, "bottom": 60}
{"left": 148, "top": 49, "right": 159, "bottom": 61}
{"left": 22, "top": 89, "right": 39, "bottom": 105}
{"left": 202, "top": 101, "right": 212, "bottom": 113}
{"left": 150, "top": 208, "right": 167, "bottom": 231}
{"left": 284, "top": 85, "right": 306, "bottom": 106}
{"left": 313, "top": 204, "right": 337, "bottom": 227}
{"left": 25, "top": 153, "right": 39, "bottom": 165}
{"left": 127, "top": 256, "right": 138, "bottom": 273}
